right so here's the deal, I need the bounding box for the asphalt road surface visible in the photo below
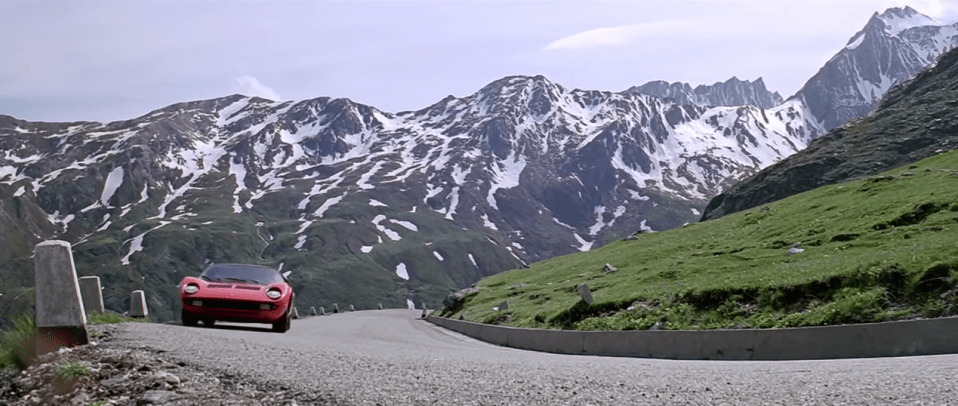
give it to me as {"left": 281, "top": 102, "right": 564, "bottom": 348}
{"left": 107, "top": 309, "right": 958, "bottom": 405}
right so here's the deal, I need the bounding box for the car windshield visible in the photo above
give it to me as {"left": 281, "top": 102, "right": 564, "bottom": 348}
{"left": 199, "top": 264, "right": 284, "bottom": 285}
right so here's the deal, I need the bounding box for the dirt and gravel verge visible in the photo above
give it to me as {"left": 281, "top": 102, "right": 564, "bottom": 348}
{"left": 0, "top": 324, "right": 342, "bottom": 406}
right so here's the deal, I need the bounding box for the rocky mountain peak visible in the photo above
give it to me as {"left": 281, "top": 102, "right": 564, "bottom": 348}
{"left": 472, "top": 75, "right": 563, "bottom": 118}
{"left": 874, "top": 6, "right": 941, "bottom": 35}
{"left": 788, "top": 6, "right": 958, "bottom": 135}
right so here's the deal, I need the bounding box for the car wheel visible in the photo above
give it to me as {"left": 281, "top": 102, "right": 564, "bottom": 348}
{"left": 182, "top": 311, "right": 198, "bottom": 327}
{"left": 202, "top": 319, "right": 215, "bottom": 327}
{"left": 272, "top": 309, "right": 291, "bottom": 333}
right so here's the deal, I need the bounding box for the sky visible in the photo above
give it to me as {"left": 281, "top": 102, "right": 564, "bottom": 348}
{"left": 2, "top": 0, "right": 958, "bottom": 123}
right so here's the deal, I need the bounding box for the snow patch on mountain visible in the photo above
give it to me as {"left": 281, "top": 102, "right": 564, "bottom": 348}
{"left": 391, "top": 219, "right": 418, "bottom": 232}
{"left": 481, "top": 214, "right": 498, "bottom": 230}
{"left": 99, "top": 167, "right": 124, "bottom": 207}
{"left": 589, "top": 206, "right": 607, "bottom": 235}
{"left": 445, "top": 187, "right": 461, "bottom": 220}
{"left": 314, "top": 194, "right": 345, "bottom": 218}
{"left": 229, "top": 156, "right": 248, "bottom": 213}
{"left": 573, "top": 233, "right": 593, "bottom": 252}
{"left": 486, "top": 152, "right": 526, "bottom": 210}
{"left": 395, "top": 263, "right": 409, "bottom": 280}
{"left": 373, "top": 215, "right": 402, "bottom": 241}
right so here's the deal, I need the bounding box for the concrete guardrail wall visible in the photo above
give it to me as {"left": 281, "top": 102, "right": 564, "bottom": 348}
{"left": 426, "top": 315, "right": 958, "bottom": 360}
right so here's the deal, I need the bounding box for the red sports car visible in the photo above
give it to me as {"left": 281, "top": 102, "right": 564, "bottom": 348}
{"left": 179, "top": 264, "right": 295, "bottom": 333}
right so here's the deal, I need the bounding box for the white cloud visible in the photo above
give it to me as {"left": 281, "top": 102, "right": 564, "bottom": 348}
{"left": 234, "top": 75, "right": 282, "bottom": 101}
{"left": 914, "top": 0, "right": 958, "bottom": 21}
{"left": 544, "top": 19, "right": 699, "bottom": 51}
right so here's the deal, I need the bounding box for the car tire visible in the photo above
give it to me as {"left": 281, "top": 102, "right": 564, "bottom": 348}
{"left": 272, "top": 308, "right": 291, "bottom": 333}
{"left": 182, "top": 311, "right": 198, "bottom": 327}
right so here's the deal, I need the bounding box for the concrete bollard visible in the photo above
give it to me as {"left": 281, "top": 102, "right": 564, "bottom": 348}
{"left": 577, "top": 284, "right": 594, "bottom": 305}
{"left": 349, "top": 304, "right": 355, "bottom": 312}
{"left": 129, "top": 290, "right": 148, "bottom": 317}
{"left": 333, "top": 303, "right": 339, "bottom": 313}
{"left": 291, "top": 307, "right": 300, "bottom": 319}
{"left": 78, "top": 276, "right": 105, "bottom": 314}
{"left": 34, "top": 240, "right": 89, "bottom": 354}
{"left": 421, "top": 304, "right": 428, "bottom": 318}
{"left": 310, "top": 306, "right": 317, "bottom": 316}
{"left": 379, "top": 303, "right": 383, "bottom": 310}
{"left": 320, "top": 306, "right": 326, "bottom": 315}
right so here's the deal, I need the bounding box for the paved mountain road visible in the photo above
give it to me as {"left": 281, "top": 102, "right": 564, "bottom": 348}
{"left": 105, "top": 309, "right": 958, "bottom": 405}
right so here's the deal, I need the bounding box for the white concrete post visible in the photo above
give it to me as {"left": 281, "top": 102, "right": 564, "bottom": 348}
{"left": 349, "top": 304, "right": 355, "bottom": 312}
{"left": 34, "top": 240, "right": 88, "bottom": 354}
{"left": 129, "top": 290, "right": 148, "bottom": 317}
{"left": 78, "top": 276, "right": 104, "bottom": 314}
{"left": 310, "top": 306, "right": 317, "bottom": 316}
{"left": 378, "top": 303, "right": 383, "bottom": 310}
{"left": 333, "top": 303, "right": 339, "bottom": 313}
{"left": 320, "top": 306, "right": 326, "bottom": 315}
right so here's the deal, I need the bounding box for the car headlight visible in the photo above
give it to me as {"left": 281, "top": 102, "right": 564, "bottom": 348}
{"left": 266, "top": 289, "right": 282, "bottom": 299}
{"left": 184, "top": 284, "right": 199, "bottom": 294}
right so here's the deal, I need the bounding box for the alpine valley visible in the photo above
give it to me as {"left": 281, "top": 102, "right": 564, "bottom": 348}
{"left": 1, "top": 7, "right": 955, "bottom": 322}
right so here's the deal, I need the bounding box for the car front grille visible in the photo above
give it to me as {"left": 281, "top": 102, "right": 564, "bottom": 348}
{"left": 201, "top": 300, "right": 269, "bottom": 311}
{"left": 206, "top": 284, "right": 262, "bottom": 292}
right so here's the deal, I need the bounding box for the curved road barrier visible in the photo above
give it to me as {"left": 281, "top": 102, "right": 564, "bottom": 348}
{"left": 426, "top": 315, "right": 958, "bottom": 360}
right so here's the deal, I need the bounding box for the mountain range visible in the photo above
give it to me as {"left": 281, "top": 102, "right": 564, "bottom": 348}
{"left": 0, "top": 6, "right": 954, "bottom": 322}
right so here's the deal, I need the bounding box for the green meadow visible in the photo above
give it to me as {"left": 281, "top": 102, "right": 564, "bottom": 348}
{"left": 445, "top": 149, "right": 958, "bottom": 330}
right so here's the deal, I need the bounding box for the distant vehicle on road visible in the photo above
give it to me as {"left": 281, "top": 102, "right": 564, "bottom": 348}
{"left": 179, "top": 264, "right": 295, "bottom": 333}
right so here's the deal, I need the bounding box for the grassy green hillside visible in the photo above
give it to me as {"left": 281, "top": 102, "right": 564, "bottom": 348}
{"left": 445, "top": 148, "right": 958, "bottom": 330}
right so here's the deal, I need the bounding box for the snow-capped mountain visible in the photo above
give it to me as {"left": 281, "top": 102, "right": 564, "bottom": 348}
{"left": 794, "top": 6, "right": 958, "bottom": 133}
{"left": 0, "top": 76, "right": 815, "bottom": 321}
{"left": 627, "top": 77, "right": 784, "bottom": 109}
{"left": 701, "top": 42, "right": 958, "bottom": 221}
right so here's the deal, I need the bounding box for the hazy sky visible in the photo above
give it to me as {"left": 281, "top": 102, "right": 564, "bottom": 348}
{"left": 3, "top": 0, "right": 958, "bottom": 122}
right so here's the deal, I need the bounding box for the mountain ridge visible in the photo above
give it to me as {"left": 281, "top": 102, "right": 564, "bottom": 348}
{"left": 627, "top": 77, "right": 784, "bottom": 109}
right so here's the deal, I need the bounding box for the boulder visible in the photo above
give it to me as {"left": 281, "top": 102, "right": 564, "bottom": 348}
{"left": 577, "top": 284, "right": 594, "bottom": 305}
{"left": 442, "top": 287, "right": 481, "bottom": 313}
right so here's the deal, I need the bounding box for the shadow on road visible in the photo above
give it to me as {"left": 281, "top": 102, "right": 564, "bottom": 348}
{"left": 196, "top": 323, "right": 274, "bottom": 333}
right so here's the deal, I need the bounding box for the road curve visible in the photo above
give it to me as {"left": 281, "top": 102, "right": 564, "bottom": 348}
{"left": 106, "top": 309, "right": 958, "bottom": 405}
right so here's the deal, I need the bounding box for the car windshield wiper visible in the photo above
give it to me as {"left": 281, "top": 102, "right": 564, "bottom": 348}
{"left": 222, "top": 277, "right": 253, "bottom": 283}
